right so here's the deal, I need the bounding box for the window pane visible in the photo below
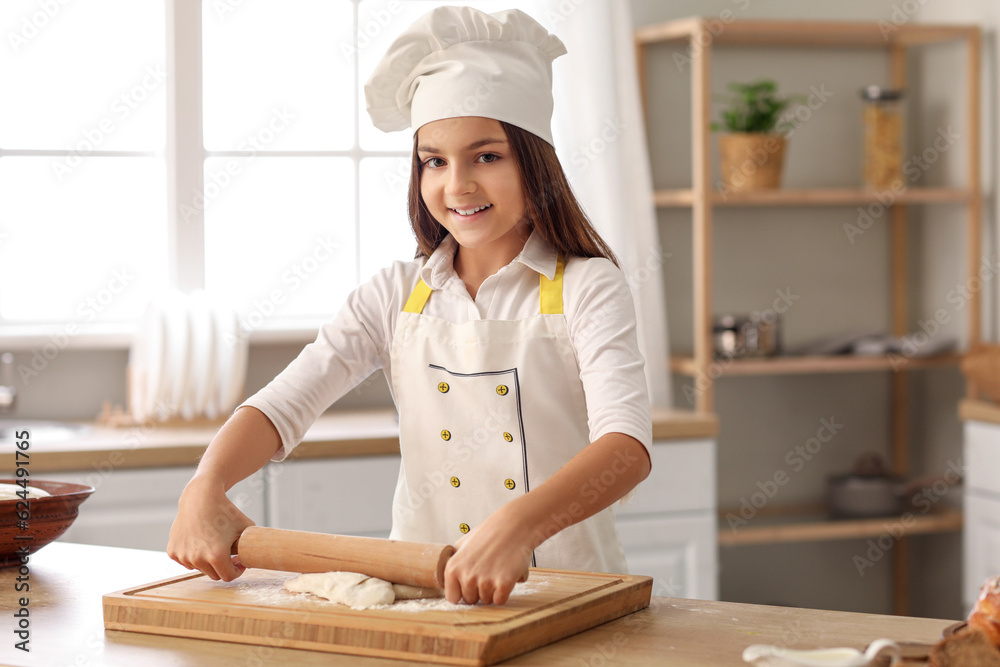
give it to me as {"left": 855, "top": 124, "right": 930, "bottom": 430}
{"left": 204, "top": 157, "right": 356, "bottom": 321}
{"left": 0, "top": 0, "right": 165, "bottom": 150}
{"left": 203, "top": 0, "right": 355, "bottom": 152}
{"left": 359, "top": 157, "right": 418, "bottom": 281}
{"left": 0, "top": 157, "right": 167, "bottom": 322}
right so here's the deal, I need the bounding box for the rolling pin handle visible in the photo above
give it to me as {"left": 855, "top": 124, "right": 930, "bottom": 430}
{"left": 230, "top": 535, "right": 241, "bottom": 557}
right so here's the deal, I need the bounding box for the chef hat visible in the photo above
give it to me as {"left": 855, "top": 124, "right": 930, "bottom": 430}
{"left": 364, "top": 6, "right": 566, "bottom": 145}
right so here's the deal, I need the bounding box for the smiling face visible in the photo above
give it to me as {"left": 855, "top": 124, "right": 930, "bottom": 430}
{"left": 416, "top": 117, "right": 529, "bottom": 267}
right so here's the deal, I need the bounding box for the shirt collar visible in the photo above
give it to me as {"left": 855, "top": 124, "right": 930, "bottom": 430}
{"left": 418, "top": 229, "right": 559, "bottom": 289}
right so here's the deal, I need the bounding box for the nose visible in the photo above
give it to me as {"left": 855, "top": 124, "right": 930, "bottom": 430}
{"left": 444, "top": 163, "right": 476, "bottom": 197}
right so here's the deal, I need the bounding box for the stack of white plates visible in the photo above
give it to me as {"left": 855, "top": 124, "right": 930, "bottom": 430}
{"left": 128, "top": 292, "right": 248, "bottom": 422}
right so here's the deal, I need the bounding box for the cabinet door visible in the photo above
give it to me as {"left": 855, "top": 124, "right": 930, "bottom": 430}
{"left": 268, "top": 456, "right": 399, "bottom": 537}
{"left": 615, "top": 438, "right": 716, "bottom": 517}
{"left": 41, "top": 468, "right": 266, "bottom": 551}
{"left": 964, "top": 492, "right": 1000, "bottom": 612}
{"left": 966, "top": 421, "right": 1000, "bottom": 495}
{"left": 618, "top": 513, "right": 718, "bottom": 601}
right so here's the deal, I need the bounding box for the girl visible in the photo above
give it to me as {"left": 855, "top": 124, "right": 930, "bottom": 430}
{"left": 168, "top": 5, "right": 652, "bottom": 606}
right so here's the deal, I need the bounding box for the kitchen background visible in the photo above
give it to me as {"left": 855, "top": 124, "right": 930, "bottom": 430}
{"left": 1, "top": 0, "right": 998, "bottom": 621}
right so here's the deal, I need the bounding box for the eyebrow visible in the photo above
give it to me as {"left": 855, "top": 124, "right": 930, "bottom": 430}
{"left": 416, "top": 137, "right": 507, "bottom": 154}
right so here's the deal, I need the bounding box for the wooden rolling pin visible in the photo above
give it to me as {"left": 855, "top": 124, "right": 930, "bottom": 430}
{"left": 232, "top": 526, "right": 455, "bottom": 589}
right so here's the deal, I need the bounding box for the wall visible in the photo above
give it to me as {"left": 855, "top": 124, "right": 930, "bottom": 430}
{"left": 631, "top": 0, "right": 992, "bottom": 618}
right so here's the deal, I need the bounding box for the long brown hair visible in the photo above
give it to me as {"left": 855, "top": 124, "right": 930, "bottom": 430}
{"left": 407, "top": 121, "right": 619, "bottom": 267}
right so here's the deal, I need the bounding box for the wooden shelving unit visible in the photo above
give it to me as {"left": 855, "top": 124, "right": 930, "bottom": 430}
{"left": 671, "top": 353, "right": 962, "bottom": 377}
{"left": 717, "top": 507, "right": 963, "bottom": 547}
{"left": 635, "top": 18, "right": 981, "bottom": 615}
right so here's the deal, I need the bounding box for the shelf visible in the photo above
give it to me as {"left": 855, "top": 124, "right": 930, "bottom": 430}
{"left": 671, "top": 353, "right": 962, "bottom": 377}
{"left": 653, "top": 187, "right": 971, "bottom": 208}
{"left": 718, "top": 506, "right": 963, "bottom": 546}
{"left": 635, "top": 18, "right": 977, "bottom": 49}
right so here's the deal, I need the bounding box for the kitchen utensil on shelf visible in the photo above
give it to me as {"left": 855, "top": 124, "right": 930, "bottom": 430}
{"left": 713, "top": 314, "right": 780, "bottom": 358}
{"left": 861, "top": 85, "right": 904, "bottom": 191}
{"left": 826, "top": 453, "right": 960, "bottom": 518}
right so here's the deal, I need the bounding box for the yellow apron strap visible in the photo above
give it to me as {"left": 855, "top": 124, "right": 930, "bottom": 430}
{"left": 403, "top": 279, "right": 433, "bottom": 314}
{"left": 539, "top": 255, "right": 565, "bottom": 315}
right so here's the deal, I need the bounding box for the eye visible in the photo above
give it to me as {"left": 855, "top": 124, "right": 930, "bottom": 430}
{"left": 477, "top": 152, "right": 500, "bottom": 164}
{"left": 422, "top": 157, "right": 445, "bottom": 168}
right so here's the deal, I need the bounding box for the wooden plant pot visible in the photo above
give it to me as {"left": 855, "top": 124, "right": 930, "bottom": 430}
{"left": 718, "top": 133, "right": 787, "bottom": 192}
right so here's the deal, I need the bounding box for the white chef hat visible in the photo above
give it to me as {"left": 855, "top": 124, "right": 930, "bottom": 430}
{"left": 364, "top": 6, "right": 567, "bottom": 145}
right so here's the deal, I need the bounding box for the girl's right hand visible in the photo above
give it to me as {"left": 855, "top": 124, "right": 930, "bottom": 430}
{"left": 167, "top": 474, "right": 254, "bottom": 582}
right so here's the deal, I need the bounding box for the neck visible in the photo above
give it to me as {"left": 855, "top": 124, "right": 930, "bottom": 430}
{"left": 454, "top": 227, "right": 530, "bottom": 299}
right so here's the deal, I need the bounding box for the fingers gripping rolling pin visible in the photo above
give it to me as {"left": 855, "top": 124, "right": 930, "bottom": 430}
{"left": 232, "top": 526, "right": 455, "bottom": 589}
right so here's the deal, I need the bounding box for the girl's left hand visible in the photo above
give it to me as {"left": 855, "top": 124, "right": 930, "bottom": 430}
{"left": 443, "top": 507, "right": 533, "bottom": 605}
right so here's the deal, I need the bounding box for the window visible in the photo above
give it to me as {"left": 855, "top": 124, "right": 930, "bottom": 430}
{"left": 0, "top": 1, "right": 167, "bottom": 330}
{"left": 0, "top": 0, "right": 534, "bottom": 344}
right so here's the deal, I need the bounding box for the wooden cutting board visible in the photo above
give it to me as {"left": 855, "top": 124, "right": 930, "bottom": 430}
{"left": 103, "top": 567, "right": 652, "bottom": 666}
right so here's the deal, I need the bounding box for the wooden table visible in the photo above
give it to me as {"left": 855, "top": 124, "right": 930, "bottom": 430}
{"left": 0, "top": 542, "right": 957, "bottom": 666}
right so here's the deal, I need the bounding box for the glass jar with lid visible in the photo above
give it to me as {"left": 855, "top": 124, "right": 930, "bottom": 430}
{"left": 860, "top": 85, "right": 904, "bottom": 191}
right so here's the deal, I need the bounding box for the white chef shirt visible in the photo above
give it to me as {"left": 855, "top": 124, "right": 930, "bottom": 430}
{"left": 242, "top": 230, "right": 653, "bottom": 461}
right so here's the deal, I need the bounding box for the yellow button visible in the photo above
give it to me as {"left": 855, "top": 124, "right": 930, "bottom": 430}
{"left": 496, "top": 384, "right": 508, "bottom": 396}
{"left": 504, "top": 478, "right": 516, "bottom": 490}
{"left": 503, "top": 432, "right": 513, "bottom": 442}
{"left": 438, "top": 382, "right": 449, "bottom": 393}
{"left": 459, "top": 523, "right": 470, "bottom": 534}
{"left": 441, "top": 430, "right": 451, "bottom": 441}
{"left": 450, "top": 476, "right": 460, "bottom": 488}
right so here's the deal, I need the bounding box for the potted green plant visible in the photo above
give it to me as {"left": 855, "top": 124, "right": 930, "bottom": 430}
{"left": 712, "top": 80, "right": 801, "bottom": 192}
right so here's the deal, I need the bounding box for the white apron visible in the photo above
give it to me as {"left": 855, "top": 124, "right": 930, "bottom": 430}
{"left": 387, "top": 256, "right": 628, "bottom": 573}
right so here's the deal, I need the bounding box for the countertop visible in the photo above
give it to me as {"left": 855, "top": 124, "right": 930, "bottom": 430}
{"left": 0, "top": 407, "right": 719, "bottom": 473}
{"left": 0, "top": 542, "right": 954, "bottom": 666}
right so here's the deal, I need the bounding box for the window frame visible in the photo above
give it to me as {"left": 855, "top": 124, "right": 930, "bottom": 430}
{"left": 0, "top": 0, "right": 415, "bottom": 350}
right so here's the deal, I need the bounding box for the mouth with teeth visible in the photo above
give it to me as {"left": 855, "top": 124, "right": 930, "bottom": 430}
{"left": 450, "top": 204, "right": 493, "bottom": 217}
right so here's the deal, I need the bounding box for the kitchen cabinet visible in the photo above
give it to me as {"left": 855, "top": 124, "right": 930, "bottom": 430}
{"left": 267, "top": 455, "right": 399, "bottom": 537}
{"left": 635, "top": 18, "right": 981, "bottom": 614}
{"left": 617, "top": 438, "right": 717, "bottom": 600}
{"left": 962, "top": 414, "right": 1000, "bottom": 614}
{"left": 41, "top": 467, "right": 266, "bottom": 551}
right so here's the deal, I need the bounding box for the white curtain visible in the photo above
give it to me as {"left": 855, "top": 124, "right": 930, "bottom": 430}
{"left": 531, "top": 0, "right": 672, "bottom": 407}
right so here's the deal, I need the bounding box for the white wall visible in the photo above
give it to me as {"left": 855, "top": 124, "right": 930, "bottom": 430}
{"left": 632, "top": 0, "right": 989, "bottom": 618}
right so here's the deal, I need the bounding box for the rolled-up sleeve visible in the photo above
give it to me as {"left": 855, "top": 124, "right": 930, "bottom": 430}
{"left": 563, "top": 257, "right": 653, "bottom": 455}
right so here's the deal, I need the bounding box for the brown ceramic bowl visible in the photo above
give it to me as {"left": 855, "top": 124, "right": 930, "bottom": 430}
{"left": 0, "top": 480, "right": 94, "bottom": 567}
